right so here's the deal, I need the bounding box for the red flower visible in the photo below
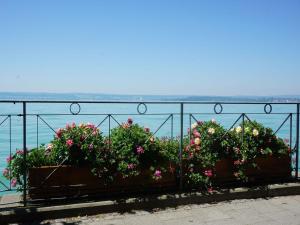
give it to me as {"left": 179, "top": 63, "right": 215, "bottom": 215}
{"left": 204, "top": 169, "right": 213, "bottom": 177}
{"left": 207, "top": 187, "right": 213, "bottom": 193}
{"left": 127, "top": 118, "right": 133, "bottom": 125}
{"left": 66, "top": 139, "right": 73, "bottom": 148}
{"left": 56, "top": 128, "right": 63, "bottom": 138}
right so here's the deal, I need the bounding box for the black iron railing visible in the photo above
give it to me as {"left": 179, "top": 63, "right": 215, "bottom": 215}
{"left": 0, "top": 100, "right": 299, "bottom": 206}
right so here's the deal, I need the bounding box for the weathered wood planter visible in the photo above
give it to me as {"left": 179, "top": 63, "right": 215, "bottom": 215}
{"left": 28, "top": 166, "right": 177, "bottom": 199}
{"left": 246, "top": 155, "right": 291, "bottom": 182}
{"left": 184, "top": 155, "right": 291, "bottom": 187}
{"left": 215, "top": 155, "right": 291, "bottom": 183}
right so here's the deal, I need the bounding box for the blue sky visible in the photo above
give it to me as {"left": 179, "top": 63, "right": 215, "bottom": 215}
{"left": 0, "top": 0, "right": 299, "bottom": 96}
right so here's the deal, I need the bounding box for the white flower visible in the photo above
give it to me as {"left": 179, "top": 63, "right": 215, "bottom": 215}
{"left": 211, "top": 118, "right": 216, "bottom": 123}
{"left": 191, "top": 122, "right": 198, "bottom": 130}
{"left": 208, "top": 127, "right": 215, "bottom": 135}
{"left": 253, "top": 129, "right": 259, "bottom": 136}
{"left": 235, "top": 126, "right": 242, "bottom": 133}
{"left": 195, "top": 138, "right": 201, "bottom": 145}
{"left": 230, "top": 128, "right": 234, "bottom": 132}
{"left": 46, "top": 143, "right": 53, "bottom": 151}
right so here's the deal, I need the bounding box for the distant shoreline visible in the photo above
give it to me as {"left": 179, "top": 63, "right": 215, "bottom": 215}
{"left": 0, "top": 92, "right": 299, "bottom": 103}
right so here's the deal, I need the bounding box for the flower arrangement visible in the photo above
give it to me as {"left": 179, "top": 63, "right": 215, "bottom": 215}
{"left": 183, "top": 120, "right": 231, "bottom": 191}
{"left": 3, "top": 146, "right": 53, "bottom": 190}
{"left": 2, "top": 119, "right": 291, "bottom": 193}
{"left": 110, "top": 118, "right": 177, "bottom": 180}
{"left": 228, "top": 120, "right": 290, "bottom": 181}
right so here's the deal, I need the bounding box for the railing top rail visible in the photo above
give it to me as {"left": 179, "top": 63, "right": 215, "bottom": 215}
{"left": 0, "top": 100, "right": 299, "bottom": 104}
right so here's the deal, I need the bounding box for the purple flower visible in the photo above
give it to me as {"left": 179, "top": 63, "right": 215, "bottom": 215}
{"left": 6, "top": 156, "right": 12, "bottom": 163}
{"left": 127, "top": 163, "right": 135, "bottom": 169}
{"left": 154, "top": 170, "right": 162, "bottom": 179}
{"left": 16, "top": 149, "right": 24, "bottom": 155}
{"left": 136, "top": 146, "right": 144, "bottom": 154}
{"left": 127, "top": 118, "right": 133, "bottom": 125}
{"left": 89, "top": 144, "right": 94, "bottom": 151}
{"left": 11, "top": 178, "right": 17, "bottom": 187}
{"left": 2, "top": 168, "right": 9, "bottom": 177}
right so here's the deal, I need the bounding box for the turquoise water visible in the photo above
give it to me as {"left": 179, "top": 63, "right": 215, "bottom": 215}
{"left": 0, "top": 93, "right": 299, "bottom": 193}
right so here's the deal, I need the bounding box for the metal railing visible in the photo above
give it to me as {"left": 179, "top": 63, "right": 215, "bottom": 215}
{"left": 0, "top": 100, "right": 299, "bottom": 206}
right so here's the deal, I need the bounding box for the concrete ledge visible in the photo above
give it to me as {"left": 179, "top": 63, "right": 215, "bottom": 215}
{"left": 1, "top": 182, "right": 300, "bottom": 224}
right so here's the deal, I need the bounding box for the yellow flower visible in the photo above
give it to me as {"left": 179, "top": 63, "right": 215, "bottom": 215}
{"left": 191, "top": 122, "right": 198, "bottom": 130}
{"left": 235, "top": 126, "right": 242, "bottom": 133}
{"left": 208, "top": 128, "right": 215, "bottom": 134}
{"left": 195, "top": 138, "right": 201, "bottom": 145}
{"left": 253, "top": 129, "right": 259, "bottom": 136}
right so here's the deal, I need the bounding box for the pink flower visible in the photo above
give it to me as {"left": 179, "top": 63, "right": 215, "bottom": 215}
{"left": 122, "top": 123, "right": 130, "bottom": 129}
{"left": 197, "top": 121, "right": 203, "bottom": 126}
{"left": 71, "top": 122, "right": 76, "bottom": 128}
{"left": 11, "top": 178, "right": 17, "bottom": 187}
{"left": 66, "top": 139, "right": 73, "bottom": 148}
{"left": 56, "top": 128, "right": 63, "bottom": 138}
{"left": 193, "top": 130, "right": 201, "bottom": 138}
{"left": 16, "top": 149, "right": 24, "bottom": 155}
{"left": 144, "top": 127, "right": 150, "bottom": 133}
{"left": 284, "top": 138, "right": 289, "bottom": 144}
{"left": 204, "top": 169, "right": 213, "bottom": 177}
{"left": 234, "top": 172, "right": 240, "bottom": 177}
{"left": 136, "top": 146, "right": 144, "bottom": 154}
{"left": 190, "top": 139, "right": 195, "bottom": 145}
{"left": 2, "top": 168, "right": 9, "bottom": 177}
{"left": 234, "top": 160, "right": 241, "bottom": 165}
{"left": 207, "top": 187, "right": 213, "bottom": 193}
{"left": 66, "top": 123, "right": 71, "bottom": 130}
{"left": 6, "top": 156, "right": 12, "bottom": 163}
{"left": 184, "top": 145, "right": 190, "bottom": 152}
{"left": 89, "top": 144, "right": 94, "bottom": 151}
{"left": 154, "top": 170, "right": 162, "bottom": 179}
{"left": 127, "top": 163, "right": 135, "bottom": 169}
{"left": 86, "top": 123, "right": 95, "bottom": 129}
{"left": 127, "top": 118, "right": 133, "bottom": 125}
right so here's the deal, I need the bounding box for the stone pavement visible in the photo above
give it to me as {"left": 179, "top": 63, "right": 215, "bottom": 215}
{"left": 12, "top": 195, "right": 300, "bottom": 225}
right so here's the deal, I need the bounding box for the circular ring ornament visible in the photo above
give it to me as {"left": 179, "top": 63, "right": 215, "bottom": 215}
{"left": 214, "top": 103, "right": 223, "bottom": 114}
{"left": 264, "top": 104, "right": 272, "bottom": 114}
{"left": 69, "top": 102, "right": 81, "bottom": 115}
{"left": 137, "top": 103, "right": 147, "bottom": 114}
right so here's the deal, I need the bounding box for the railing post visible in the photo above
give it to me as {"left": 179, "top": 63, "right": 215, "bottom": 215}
{"left": 296, "top": 104, "right": 299, "bottom": 179}
{"left": 23, "top": 102, "right": 27, "bottom": 206}
{"left": 179, "top": 103, "right": 184, "bottom": 190}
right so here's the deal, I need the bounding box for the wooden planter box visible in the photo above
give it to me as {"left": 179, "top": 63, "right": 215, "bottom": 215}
{"left": 28, "top": 166, "right": 177, "bottom": 199}
{"left": 184, "top": 155, "right": 291, "bottom": 187}
{"left": 246, "top": 155, "right": 291, "bottom": 182}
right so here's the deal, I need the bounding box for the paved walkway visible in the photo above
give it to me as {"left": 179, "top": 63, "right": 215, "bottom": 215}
{"left": 12, "top": 195, "right": 300, "bottom": 225}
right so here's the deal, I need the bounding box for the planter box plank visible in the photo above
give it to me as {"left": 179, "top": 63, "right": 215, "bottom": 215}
{"left": 28, "top": 166, "right": 177, "bottom": 199}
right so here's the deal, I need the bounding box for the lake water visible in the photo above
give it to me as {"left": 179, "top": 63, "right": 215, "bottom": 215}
{"left": 0, "top": 93, "right": 299, "bottom": 193}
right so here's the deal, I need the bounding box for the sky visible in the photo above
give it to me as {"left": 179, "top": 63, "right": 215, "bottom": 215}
{"left": 0, "top": 0, "right": 299, "bottom": 96}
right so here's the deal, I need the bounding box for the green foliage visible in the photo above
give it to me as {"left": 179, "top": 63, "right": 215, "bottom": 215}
{"left": 110, "top": 118, "right": 178, "bottom": 180}
{"left": 229, "top": 120, "right": 290, "bottom": 181}
{"left": 3, "top": 119, "right": 290, "bottom": 193}
{"left": 3, "top": 146, "right": 53, "bottom": 190}
{"left": 183, "top": 120, "right": 231, "bottom": 189}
